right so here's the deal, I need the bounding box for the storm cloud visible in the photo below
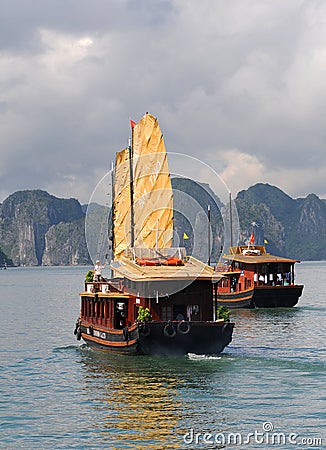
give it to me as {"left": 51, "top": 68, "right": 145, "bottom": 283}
{"left": 1, "top": 0, "right": 325, "bottom": 203}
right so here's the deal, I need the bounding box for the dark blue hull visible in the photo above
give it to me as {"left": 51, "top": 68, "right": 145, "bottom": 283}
{"left": 217, "top": 285, "right": 303, "bottom": 309}
{"left": 77, "top": 320, "right": 234, "bottom": 355}
{"left": 252, "top": 285, "right": 304, "bottom": 308}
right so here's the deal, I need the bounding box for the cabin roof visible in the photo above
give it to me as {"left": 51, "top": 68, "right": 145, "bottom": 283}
{"left": 110, "top": 256, "right": 222, "bottom": 282}
{"left": 80, "top": 292, "right": 130, "bottom": 298}
{"left": 223, "top": 253, "right": 299, "bottom": 264}
{"left": 222, "top": 245, "right": 300, "bottom": 264}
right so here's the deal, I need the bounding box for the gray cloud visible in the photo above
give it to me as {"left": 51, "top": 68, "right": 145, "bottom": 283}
{"left": 1, "top": 0, "right": 325, "bottom": 204}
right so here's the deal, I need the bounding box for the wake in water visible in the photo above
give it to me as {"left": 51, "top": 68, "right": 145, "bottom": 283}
{"left": 187, "top": 353, "right": 222, "bottom": 360}
{"left": 52, "top": 343, "right": 88, "bottom": 352}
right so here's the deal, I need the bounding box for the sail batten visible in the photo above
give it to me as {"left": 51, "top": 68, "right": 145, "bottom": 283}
{"left": 113, "top": 113, "right": 173, "bottom": 259}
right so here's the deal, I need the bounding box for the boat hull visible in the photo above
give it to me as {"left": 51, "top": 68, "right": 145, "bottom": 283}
{"left": 252, "top": 285, "right": 304, "bottom": 308}
{"left": 216, "top": 288, "right": 255, "bottom": 309}
{"left": 77, "top": 320, "right": 234, "bottom": 356}
{"left": 138, "top": 321, "right": 234, "bottom": 355}
{"left": 217, "top": 285, "right": 304, "bottom": 309}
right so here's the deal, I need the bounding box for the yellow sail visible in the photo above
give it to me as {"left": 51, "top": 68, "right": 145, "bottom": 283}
{"left": 113, "top": 148, "right": 131, "bottom": 259}
{"left": 133, "top": 113, "right": 173, "bottom": 250}
{"left": 113, "top": 113, "right": 173, "bottom": 259}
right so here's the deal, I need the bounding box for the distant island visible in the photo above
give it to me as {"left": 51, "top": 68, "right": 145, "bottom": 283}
{"left": 0, "top": 182, "right": 325, "bottom": 266}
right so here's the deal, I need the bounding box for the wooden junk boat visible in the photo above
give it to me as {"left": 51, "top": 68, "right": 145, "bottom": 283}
{"left": 215, "top": 243, "right": 304, "bottom": 308}
{"left": 74, "top": 113, "right": 234, "bottom": 355}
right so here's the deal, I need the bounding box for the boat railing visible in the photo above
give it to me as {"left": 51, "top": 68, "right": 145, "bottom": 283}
{"left": 228, "top": 245, "right": 267, "bottom": 255}
{"left": 84, "top": 278, "right": 123, "bottom": 293}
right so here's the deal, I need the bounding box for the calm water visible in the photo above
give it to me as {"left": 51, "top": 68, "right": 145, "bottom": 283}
{"left": 0, "top": 263, "right": 325, "bottom": 449}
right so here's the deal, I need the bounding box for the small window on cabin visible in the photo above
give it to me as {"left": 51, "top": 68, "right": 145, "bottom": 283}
{"left": 94, "top": 301, "right": 99, "bottom": 319}
{"left": 262, "top": 264, "right": 268, "bottom": 274}
{"left": 162, "top": 306, "right": 173, "bottom": 321}
{"left": 192, "top": 305, "right": 200, "bottom": 316}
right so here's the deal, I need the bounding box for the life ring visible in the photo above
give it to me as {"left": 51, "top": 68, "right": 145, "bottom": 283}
{"left": 177, "top": 320, "right": 191, "bottom": 335}
{"left": 76, "top": 327, "right": 82, "bottom": 341}
{"left": 163, "top": 322, "right": 176, "bottom": 338}
{"left": 139, "top": 323, "right": 151, "bottom": 337}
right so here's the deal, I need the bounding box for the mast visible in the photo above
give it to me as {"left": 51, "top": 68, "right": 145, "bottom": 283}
{"left": 229, "top": 192, "right": 233, "bottom": 247}
{"left": 110, "top": 160, "right": 115, "bottom": 267}
{"left": 207, "top": 204, "right": 211, "bottom": 266}
{"left": 155, "top": 218, "right": 159, "bottom": 251}
{"left": 129, "top": 133, "right": 135, "bottom": 248}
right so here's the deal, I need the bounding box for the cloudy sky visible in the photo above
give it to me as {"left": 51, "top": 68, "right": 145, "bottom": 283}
{"left": 1, "top": 0, "right": 326, "bottom": 205}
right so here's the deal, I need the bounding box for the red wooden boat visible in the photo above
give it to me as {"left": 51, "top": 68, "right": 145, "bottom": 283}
{"left": 74, "top": 113, "right": 234, "bottom": 355}
{"left": 216, "top": 244, "right": 304, "bottom": 308}
{"left": 75, "top": 252, "right": 233, "bottom": 355}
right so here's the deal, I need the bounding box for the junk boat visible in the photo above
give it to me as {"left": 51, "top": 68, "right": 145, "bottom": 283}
{"left": 215, "top": 243, "right": 304, "bottom": 308}
{"left": 74, "top": 113, "right": 234, "bottom": 355}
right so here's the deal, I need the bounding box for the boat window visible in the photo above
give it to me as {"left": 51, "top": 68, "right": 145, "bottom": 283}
{"left": 188, "top": 304, "right": 200, "bottom": 320}
{"left": 173, "top": 305, "right": 186, "bottom": 321}
{"left": 230, "top": 276, "right": 237, "bottom": 292}
{"left": 81, "top": 298, "right": 85, "bottom": 317}
{"left": 161, "top": 305, "right": 173, "bottom": 321}
{"left": 245, "top": 279, "right": 251, "bottom": 289}
{"left": 115, "top": 301, "right": 127, "bottom": 329}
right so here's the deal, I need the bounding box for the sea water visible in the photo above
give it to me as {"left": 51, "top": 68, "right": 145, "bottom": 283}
{"left": 0, "top": 262, "right": 325, "bottom": 449}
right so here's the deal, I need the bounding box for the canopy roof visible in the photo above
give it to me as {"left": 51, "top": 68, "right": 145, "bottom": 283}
{"left": 111, "top": 256, "right": 222, "bottom": 283}
{"left": 223, "top": 246, "right": 300, "bottom": 264}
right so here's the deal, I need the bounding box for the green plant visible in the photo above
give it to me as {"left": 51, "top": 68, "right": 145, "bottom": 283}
{"left": 85, "top": 270, "right": 94, "bottom": 282}
{"left": 217, "top": 305, "right": 230, "bottom": 322}
{"left": 137, "top": 306, "right": 152, "bottom": 322}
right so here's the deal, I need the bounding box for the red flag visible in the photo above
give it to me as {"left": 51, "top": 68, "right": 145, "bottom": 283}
{"left": 130, "top": 119, "right": 136, "bottom": 129}
{"left": 249, "top": 233, "right": 255, "bottom": 244}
